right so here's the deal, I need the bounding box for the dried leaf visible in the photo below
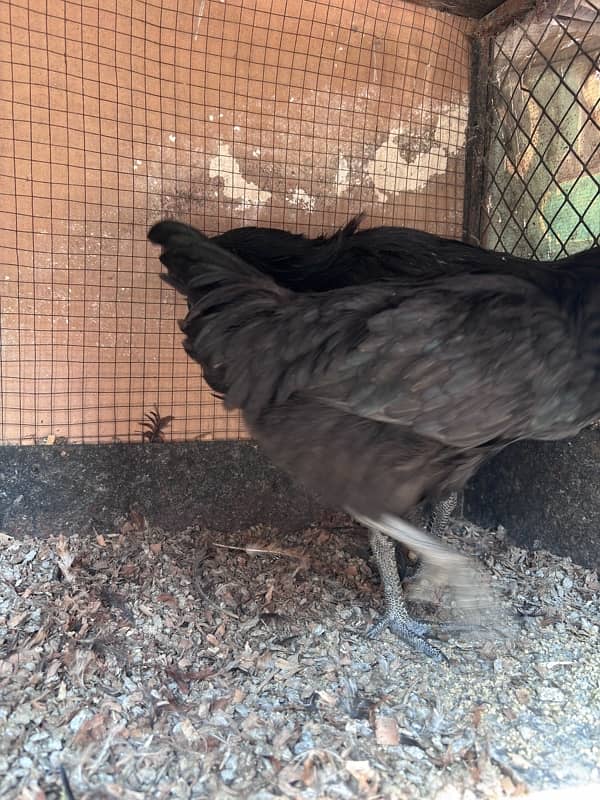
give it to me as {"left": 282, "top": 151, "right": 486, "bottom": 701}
{"left": 72, "top": 712, "right": 111, "bottom": 745}
{"left": 17, "top": 783, "right": 46, "bottom": 800}
{"left": 472, "top": 705, "right": 484, "bottom": 728}
{"left": 316, "top": 690, "right": 337, "bottom": 706}
{"left": 8, "top": 611, "right": 29, "bottom": 628}
{"left": 165, "top": 666, "right": 216, "bottom": 692}
{"left": 129, "top": 510, "right": 146, "bottom": 531}
{"left": 277, "top": 762, "right": 308, "bottom": 794}
{"left": 264, "top": 583, "right": 274, "bottom": 605}
{"left": 374, "top": 715, "right": 400, "bottom": 746}
{"left": 232, "top": 688, "right": 245, "bottom": 703}
{"left": 302, "top": 754, "right": 316, "bottom": 787}
{"left": 157, "top": 593, "right": 177, "bottom": 604}
{"left": 272, "top": 727, "right": 297, "bottom": 755}
{"left": 45, "top": 660, "right": 62, "bottom": 681}
{"left": 179, "top": 718, "right": 200, "bottom": 742}
{"left": 345, "top": 760, "right": 379, "bottom": 793}
{"left": 210, "top": 695, "right": 231, "bottom": 713}
{"left": 514, "top": 688, "right": 530, "bottom": 705}
{"left": 55, "top": 534, "right": 75, "bottom": 581}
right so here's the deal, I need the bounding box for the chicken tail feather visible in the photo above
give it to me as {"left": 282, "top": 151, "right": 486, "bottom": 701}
{"left": 148, "top": 222, "right": 291, "bottom": 416}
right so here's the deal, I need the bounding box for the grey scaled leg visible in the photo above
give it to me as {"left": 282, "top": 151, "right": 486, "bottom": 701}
{"left": 367, "top": 528, "right": 445, "bottom": 662}
{"left": 428, "top": 492, "right": 458, "bottom": 537}
{"left": 394, "top": 493, "right": 458, "bottom": 582}
{"left": 351, "top": 508, "right": 505, "bottom": 657}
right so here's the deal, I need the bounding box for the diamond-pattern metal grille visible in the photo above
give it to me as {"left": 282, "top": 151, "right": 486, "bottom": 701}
{"left": 480, "top": 0, "right": 600, "bottom": 259}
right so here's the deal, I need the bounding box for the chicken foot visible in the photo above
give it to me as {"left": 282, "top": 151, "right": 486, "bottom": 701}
{"left": 350, "top": 505, "right": 482, "bottom": 662}
{"left": 367, "top": 528, "right": 444, "bottom": 661}
{"left": 368, "top": 495, "right": 457, "bottom": 661}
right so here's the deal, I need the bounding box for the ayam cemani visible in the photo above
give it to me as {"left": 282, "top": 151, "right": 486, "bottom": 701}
{"left": 148, "top": 215, "right": 600, "bottom": 661}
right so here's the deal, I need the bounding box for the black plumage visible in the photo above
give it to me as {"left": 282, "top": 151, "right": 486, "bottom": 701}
{"left": 158, "top": 216, "right": 458, "bottom": 534}
{"left": 148, "top": 217, "right": 600, "bottom": 660}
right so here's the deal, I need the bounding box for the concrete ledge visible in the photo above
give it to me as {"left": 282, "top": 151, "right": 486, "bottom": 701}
{"left": 465, "top": 427, "right": 600, "bottom": 569}
{"left": 2, "top": 434, "right": 599, "bottom": 569}
{"left": 0, "top": 442, "right": 324, "bottom": 538}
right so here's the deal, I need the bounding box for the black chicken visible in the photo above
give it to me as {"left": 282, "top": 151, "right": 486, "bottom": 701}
{"left": 195, "top": 215, "right": 469, "bottom": 519}
{"left": 148, "top": 218, "right": 600, "bottom": 660}
{"left": 205, "top": 217, "right": 462, "bottom": 625}
{"left": 158, "top": 217, "right": 460, "bottom": 640}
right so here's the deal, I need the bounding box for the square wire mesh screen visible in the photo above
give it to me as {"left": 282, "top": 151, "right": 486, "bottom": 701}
{"left": 480, "top": 0, "right": 600, "bottom": 259}
{"left": 1, "top": 0, "right": 472, "bottom": 445}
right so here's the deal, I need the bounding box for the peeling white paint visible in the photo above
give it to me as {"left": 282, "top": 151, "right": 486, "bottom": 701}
{"left": 366, "top": 99, "right": 469, "bottom": 199}
{"left": 287, "top": 187, "right": 316, "bottom": 212}
{"left": 208, "top": 142, "right": 271, "bottom": 206}
{"left": 168, "top": 134, "right": 176, "bottom": 143}
{"left": 147, "top": 177, "right": 163, "bottom": 213}
{"left": 193, "top": 0, "right": 206, "bottom": 40}
{"left": 335, "top": 153, "right": 350, "bottom": 196}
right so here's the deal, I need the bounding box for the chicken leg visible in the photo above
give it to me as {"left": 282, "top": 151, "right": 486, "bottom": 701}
{"left": 350, "top": 497, "right": 468, "bottom": 662}
{"left": 428, "top": 493, "right": 458, "bottom": 539}
{"left": 396, "top": 493, "right": 458, "bottom": 581}
{"left": 367, "top": 528, "right": 443, "bottom": 660}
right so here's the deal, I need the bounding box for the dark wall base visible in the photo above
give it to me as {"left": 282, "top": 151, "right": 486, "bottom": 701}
{"left": 0, "top": 442, "right": 324, "bottom": 539}
{"left": 465, "top": 428, "right": 600, "bottom": 569}
{"left": 2, "top": 434, "right": 599, "bottom": 569}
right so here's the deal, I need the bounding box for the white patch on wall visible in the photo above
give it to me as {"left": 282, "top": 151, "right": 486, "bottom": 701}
{"left": 366, "top": 98, "right": 469, "bottom": 199}
{"left": 287, "top": 187, "right": 316, "bottom": 212}
{"left": 335, "top": 153, "right": 350, "bottom": 196}
{"left": 208, "top": 142, "right": 272, "bottom": 207}
{"left": 146, "top": 177, "right": 164, "bottom": 214}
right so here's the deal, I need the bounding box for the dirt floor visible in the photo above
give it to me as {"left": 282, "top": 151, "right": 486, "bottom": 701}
{"left": 1, "top": 514, "right": 599, "bottom": 799}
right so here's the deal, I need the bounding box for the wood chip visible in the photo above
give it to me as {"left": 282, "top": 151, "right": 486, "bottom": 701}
{"left": 374, "top": 715, "right": 400, "bottom": 746}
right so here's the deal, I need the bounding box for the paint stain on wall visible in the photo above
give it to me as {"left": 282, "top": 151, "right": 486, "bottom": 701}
{"left": 367, "top": 99, "right": 470, "bottom": 199}
{"left": 209, "top": 142, "right": 272, "bottom": 207}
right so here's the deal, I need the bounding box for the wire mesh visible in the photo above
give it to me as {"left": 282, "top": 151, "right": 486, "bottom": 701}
{"left": 1, "top": 0, "right": 472, "bottom": 445}
{"left": 479, "top": 0, "right": 600, "bottom": 258}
